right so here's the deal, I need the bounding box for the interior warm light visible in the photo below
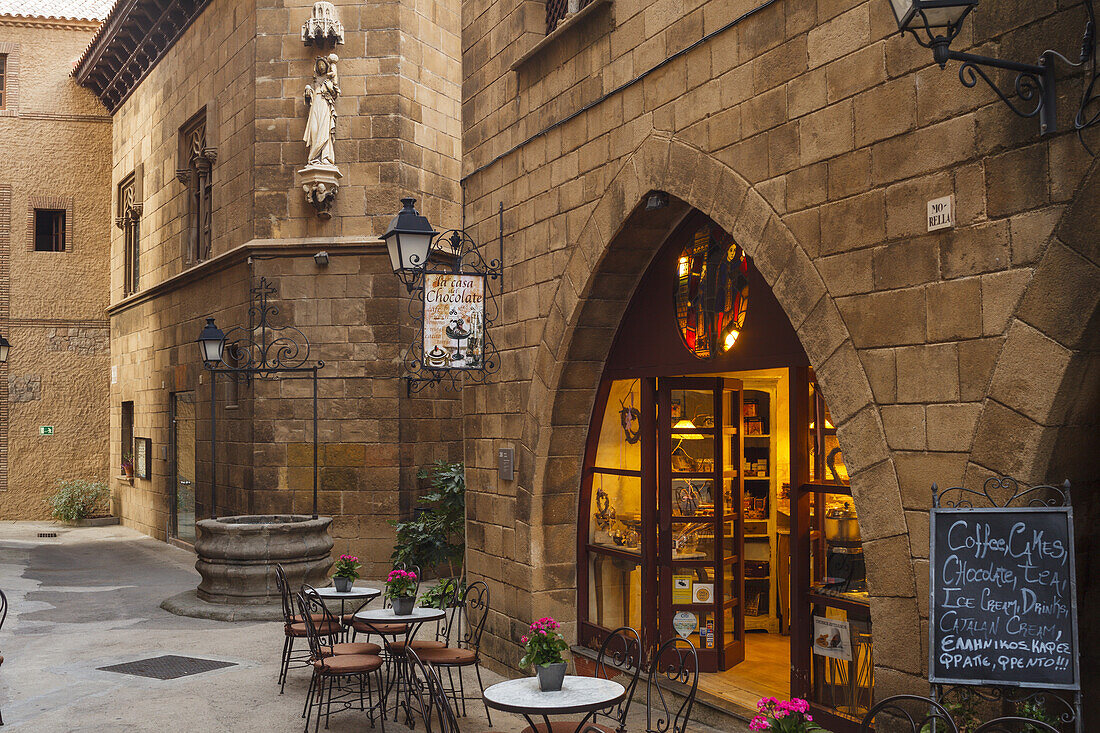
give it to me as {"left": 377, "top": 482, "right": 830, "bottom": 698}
{"left": 672, "top": 418, "right": 706, "bottom": 440}
{"left": 677, "top": 256, "right": 689, "bottom": 277}
{"left": 809, "top": 419, "right": 836, "bottom": 430}
{"left": 722, "top": 329, "right": 739, "bottom": 352}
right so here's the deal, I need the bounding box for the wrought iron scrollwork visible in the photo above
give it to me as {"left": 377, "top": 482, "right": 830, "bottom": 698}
{"left": 216, "top": 277, "right": 319, "bottom": 378}
{"left": 932, "top": 475, "right": 1071, "bottom": 509}
{"left": 958, "top": 59, "right": 1048, "bottom": 120}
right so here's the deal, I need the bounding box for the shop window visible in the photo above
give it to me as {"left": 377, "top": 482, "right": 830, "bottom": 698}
{"left": 177, "top": 111, "right": 215, "bottom": 264}
{"left": 674, "top": 223, "right": 749, "bottom": 359}
{"left": 34, "top": 209, "right": 66, "bottom": 251}
{"left": 117, "top": 172, "right": 142, "bottom": 295}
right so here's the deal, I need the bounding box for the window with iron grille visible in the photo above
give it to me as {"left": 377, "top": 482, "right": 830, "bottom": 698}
{"left": 118, "top": 173, "right": 141, "bottom": 294}
{"left": 34, "top": 209, "right": 66, "bottom": 251}
{"left": 0, "top": 54, "right": 7, "bottom": 109}
{"left": 177, "top": 111, "right": 215, "bottom": 264}
{"left": 546, "top": 0, "right": 593, "bottom": 33}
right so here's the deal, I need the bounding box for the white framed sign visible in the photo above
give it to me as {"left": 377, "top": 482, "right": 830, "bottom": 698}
{"left": 813, "top": 616, "right": 852, "bottom": 661}
{"left": 423, "top": 273, "right": 485, "bottom": 370}
{"left": 927, "top": 195, "right": 954, "bottom": 231}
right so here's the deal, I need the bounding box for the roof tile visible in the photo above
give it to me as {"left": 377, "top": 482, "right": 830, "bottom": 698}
{"left": 0, "top": 0, "right": 115, "bottom": 22}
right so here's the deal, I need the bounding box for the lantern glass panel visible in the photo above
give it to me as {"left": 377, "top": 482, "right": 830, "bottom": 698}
{"left": 890, "top": 0, "right": 974, "bottom": 30}
{"left": 0, "top": 343, "right": 8, "bottom": 363}
{"left": 200, "top": 337, "right": 224, "bottom": 363}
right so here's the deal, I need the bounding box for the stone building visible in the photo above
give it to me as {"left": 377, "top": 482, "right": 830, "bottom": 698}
{"left": 458, "top": 0, "right": 1099, "bottom": 726}
{"left": 71, "top": 0, "right": 463, "bottom": 573}
{"left": 0, "top": 1, "right": 113, "bottom": 520}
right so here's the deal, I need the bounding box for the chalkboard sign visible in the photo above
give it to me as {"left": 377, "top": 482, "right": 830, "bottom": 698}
{"left": 929, "top": 507, "right": 1079, "bottom": 689}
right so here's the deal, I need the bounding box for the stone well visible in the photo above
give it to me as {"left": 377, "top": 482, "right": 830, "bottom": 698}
{"left": 194, "top": 515, "right": 333, "bottom": 605}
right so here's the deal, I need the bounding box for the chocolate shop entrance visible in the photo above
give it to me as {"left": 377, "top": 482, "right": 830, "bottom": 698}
{"left": 575, "top": 214, "right": 874, "bottom": 731}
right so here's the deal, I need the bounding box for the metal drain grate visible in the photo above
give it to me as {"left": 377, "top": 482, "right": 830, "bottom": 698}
{"left": 98, "top": 655, "right": 236, "bottom": 680}
{"left": 37, "top": 532, "right": 58, "bottom": 538}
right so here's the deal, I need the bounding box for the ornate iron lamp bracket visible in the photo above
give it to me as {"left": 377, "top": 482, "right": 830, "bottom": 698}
{"left": 402, "top": 203, "right": 505, "bottom": 396}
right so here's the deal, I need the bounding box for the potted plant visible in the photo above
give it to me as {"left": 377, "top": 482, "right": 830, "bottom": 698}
{"left": 121, "top": 454, "right": 134, "bottom": 478}
{"left": 385, "top": 568, "right": 418, "bottom": 615}
{"left": 750, "top": 697, "right": 822, "bottom": 732}
{"left": 520, "top": 616, "right": 570, "bottom": 692}
{"left": 332, "top": 554, "right": 360, "bottom": 593}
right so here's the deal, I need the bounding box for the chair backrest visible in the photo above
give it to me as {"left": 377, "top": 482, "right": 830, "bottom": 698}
{"left": 295, "top": 590, "right": 332, "bottom": 664}
{"left": 592, "top": 626, "right": 644, "bottom": 731}
{"left": 859, "top": 694, "right": 961, "bottom": 733}
{"left": 455, "top": 580, "right": 489, "bottom": 653}
{"left": 644, "top": 637, "right": 699, "bottom": 733}
{"left": 407, "top": 648, "right": 461, "bottom": 733}
{"left": 0, "top": 588, "right": 7, "bottom": 632}
{"left": 301, "top": 584, "right": 341, "bottom": 627}
{"left": 274, "top": 564, "right": 296, "bottom": 625}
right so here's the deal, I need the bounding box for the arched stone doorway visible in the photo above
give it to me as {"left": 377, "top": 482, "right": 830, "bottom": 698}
{"left": 520, "top": 134, "right": 922, "bottom": 715}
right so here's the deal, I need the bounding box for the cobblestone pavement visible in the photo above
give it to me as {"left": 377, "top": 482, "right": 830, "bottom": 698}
{"left": 0, "top": 523, "right": 741, "bottom": 732}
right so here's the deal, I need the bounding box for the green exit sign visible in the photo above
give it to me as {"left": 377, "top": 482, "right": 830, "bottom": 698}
{"left": 39, "top": 426, "right": 54, "bottom": 436}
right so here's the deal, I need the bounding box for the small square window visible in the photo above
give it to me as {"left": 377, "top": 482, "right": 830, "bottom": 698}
{"left": 34, "top": 209, "right": 66, "bottom": 251}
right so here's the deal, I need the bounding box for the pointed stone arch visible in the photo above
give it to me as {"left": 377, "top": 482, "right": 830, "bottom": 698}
{"left": 519, "top": 131, "right": 922, "bottom": 682}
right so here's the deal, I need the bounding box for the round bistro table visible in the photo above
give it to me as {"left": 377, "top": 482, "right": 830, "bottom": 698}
{"left": 482, "top": 675, "right": 626, "bottom": 733}
{"left": 353, "top": 606, "right": 447, "bottom": 725}
{"left": 313, "top": 585, "right": 381, "bottom": 621}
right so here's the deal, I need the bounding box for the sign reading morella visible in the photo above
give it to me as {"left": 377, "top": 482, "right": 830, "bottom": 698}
{"left": 423, "top": 273, "right": 485, "bottom": 370}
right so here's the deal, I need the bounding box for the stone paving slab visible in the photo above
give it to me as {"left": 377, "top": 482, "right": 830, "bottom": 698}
{"left": 0, "top": 523, "right": 744, "bottom": 732}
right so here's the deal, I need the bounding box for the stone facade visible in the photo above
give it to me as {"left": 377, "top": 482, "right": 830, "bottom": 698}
{"left": 82, "top": 0, "right": 464, "bottom": 574}
{"left": 458, "top": 0, "right": 1100, "bottom": 707}
{"left": 0, "top": 14, "right": 111, "bottom": 520}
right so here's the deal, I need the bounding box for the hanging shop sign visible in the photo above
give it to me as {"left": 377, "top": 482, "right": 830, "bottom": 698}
{"left": 423, "top": 273, "right": 485, "bottom": 370}
{"left": 813, "top": 616, "right": 853, "bottom": 662}
{"left": 929, "top": 478, "right": 1080, "bottom": 690}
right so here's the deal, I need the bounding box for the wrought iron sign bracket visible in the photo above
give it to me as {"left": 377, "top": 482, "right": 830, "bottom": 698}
{"left": 402, "top": 203, "right": 505, "bottom": 396}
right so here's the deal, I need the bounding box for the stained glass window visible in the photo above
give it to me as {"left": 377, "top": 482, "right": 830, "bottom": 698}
{"left": 674, "top": 224, "right": 749, "bottom": 359}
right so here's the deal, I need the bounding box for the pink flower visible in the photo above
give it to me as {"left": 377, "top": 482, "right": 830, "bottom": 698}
{"left": 749, "top": 715, "right": 770, "bottom": 730}
{"left": 805, "top": 715, "right": 813, "bottom": 722}
{"left": 521, "top": 635, "right": 528, "bottom": 644}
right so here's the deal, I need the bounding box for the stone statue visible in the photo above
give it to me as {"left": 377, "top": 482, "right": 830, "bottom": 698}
{"left": 303, "top": 54, "right": 340, "bottom": 166}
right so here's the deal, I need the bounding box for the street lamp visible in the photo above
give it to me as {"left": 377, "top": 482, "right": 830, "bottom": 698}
{"left": 0, "top": 334, "right": 10, "bottom": 363}
{"left": 887, "top": 0, "right": 1061, "bottom": 135}
{"left": 381, "top": 197, "right": 438, "bottom": 292}
{"left": 197, "top": 318, "right": 226, "bottom": 365}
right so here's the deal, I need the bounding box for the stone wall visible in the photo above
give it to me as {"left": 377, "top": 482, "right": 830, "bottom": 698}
{"left": 457, "top": 0, "right": 1100, "bottom": 703}
{"left": 103, "top": 0, "right": 465, "bottom": 569}
{"left": 0, "top": 17, "right": 111, "bottom": 520}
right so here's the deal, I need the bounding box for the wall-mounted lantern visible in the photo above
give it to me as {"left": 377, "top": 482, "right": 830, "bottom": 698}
{"left": 888, "top": 0, "right": 1099, "bottom": 138}
{"left": 0, "top": 333, "right": 10, "bottom": 363}
{"left": 196, "top": 318, "right": 226, "bottom": 365}
{"left": 381, "top": 198, "right": 440, "bottom": 293}
{"left": 382, "top": 198, "right": 505, "bottom": 394}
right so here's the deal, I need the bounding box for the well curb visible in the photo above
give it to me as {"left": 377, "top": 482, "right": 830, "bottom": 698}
{"left": 160, "top": 589, "right": 283, "bottom": 622}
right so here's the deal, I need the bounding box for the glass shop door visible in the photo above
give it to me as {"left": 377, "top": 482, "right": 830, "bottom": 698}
{"left": 657, "top": 377, "right": 745, "bottom": 672}
{"left": 170, "top": 391, "right": 197, "bottom": 544}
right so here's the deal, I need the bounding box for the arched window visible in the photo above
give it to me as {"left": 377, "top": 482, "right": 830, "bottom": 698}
{"left": 674, "top": 224, "right": 748, "bottom": 359}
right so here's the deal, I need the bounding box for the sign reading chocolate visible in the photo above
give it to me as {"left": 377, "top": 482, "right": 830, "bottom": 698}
{"left": 929, "top": 507, "right": 1079, "bottom": 689}
{"left": 423, "top": 273, "right": 485, "bottom": 370}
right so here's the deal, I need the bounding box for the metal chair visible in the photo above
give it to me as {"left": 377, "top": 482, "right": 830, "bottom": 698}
{"left": 643, "top": 637, "right": 699, "bottom": 733}
{"left": 297, "top": 590, "right": 386, "bottom": 733}
{"left": 407, "top": 648, "right": 507, "bottom": 733}
{"left": 522, "top": 626, "right": 644, "bottom": 733}
{"left": 275, "top": 564, "right": 314, "bottom": 693}
{"left": 859, "top": 694, "right": 961, "bottom": 732}
{"left": 414, "top": 580, "right": 492, "bottom": 724}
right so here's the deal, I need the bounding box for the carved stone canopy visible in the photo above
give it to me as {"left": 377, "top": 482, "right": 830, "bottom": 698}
{"left": 302, "top": 2, "right": 344, "bottom": 46}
